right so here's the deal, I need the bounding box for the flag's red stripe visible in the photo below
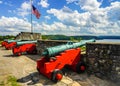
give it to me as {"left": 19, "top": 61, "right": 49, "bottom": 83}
{"left": 32, "top": 5, "right": 41, "bottom": 19}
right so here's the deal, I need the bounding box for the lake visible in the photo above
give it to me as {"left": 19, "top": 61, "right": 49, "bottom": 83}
{"left": 96, "top": 39, "right": 120, "bottom": 43}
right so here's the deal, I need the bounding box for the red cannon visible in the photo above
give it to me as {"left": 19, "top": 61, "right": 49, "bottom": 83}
{"left": 12, "top": 43, "right": 37, "bottom": 56}
{"left": 1, "top": 41, "right": 8, "bottom": 47}
{"left": 4, "top": 40, "right": 37, "bottom": 50}
{"left": 36, "top": 39, "right": 95, "bottom": 82}
{"left": 1, "top": 40, "right": 20, "bottom": 47}
{"left": 5, "top": 42, "right": 16, "bottom": 50}
{"left": 37, "top": 48, "right": 85, "bottom": 82}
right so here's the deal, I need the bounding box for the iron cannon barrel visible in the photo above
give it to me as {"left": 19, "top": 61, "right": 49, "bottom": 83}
{"left": 16, "top": 40, "right": 37, "bottom": 46}
{"left": 4, "top": 39, "right": 21, "bottom": 43}
{"left": 42, "top": 39, "right": 95, "bottom": 57}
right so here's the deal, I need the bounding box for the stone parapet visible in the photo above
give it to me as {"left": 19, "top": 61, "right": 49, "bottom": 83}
{"left": 86, "top": 42, "right": 120, "bottom": 82}
{"left": 37, "top": 40, "right": 69, "bottom": 55}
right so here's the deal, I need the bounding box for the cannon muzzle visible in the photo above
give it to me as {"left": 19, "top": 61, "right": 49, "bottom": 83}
{"left": 42, "top": 39, "right": 95, "bottom": 57}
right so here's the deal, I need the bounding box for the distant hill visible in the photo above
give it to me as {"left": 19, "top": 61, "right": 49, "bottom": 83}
{"left": 42, "top": 35, "right": 69, "bottom": 40}
{"left": 42, "top": 35, "right": 97, "bottom": 40}
{"left": 97, "top": 36, "right": 120, "bottom": 39}
{"left": 42, "top": 35, "right": 120, "bottom": 40}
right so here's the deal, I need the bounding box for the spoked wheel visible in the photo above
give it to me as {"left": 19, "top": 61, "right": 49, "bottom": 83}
{"left": 51, "top": 69, "right": 63, "bottom": 83}
{"left": 76, "top": 62, "right": 86, "bottom": 73}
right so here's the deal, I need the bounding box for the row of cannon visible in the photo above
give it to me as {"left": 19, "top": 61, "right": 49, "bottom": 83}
{"left": 1, "top": 39, "right": 95, "bottom": 82}
{"left": 2, "top": 39, "right": 37, "bottom": 55}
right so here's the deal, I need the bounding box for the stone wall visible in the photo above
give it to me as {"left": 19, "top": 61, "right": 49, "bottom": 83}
{"left": 37, "top": 40, "right": 69, "bottom": 55}
{"left": 86, "top": 42, "right": 120, "bottom": 82}
{"left": 15, "top": 32, "right": 42, "bottom": 40}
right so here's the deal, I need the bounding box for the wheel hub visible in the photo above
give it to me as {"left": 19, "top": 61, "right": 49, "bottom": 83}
{"left": 56, "top": 73, "right": 62, "bottom": 80}
{"left": 80, "top": 66, "right": 85, "bottom": 71}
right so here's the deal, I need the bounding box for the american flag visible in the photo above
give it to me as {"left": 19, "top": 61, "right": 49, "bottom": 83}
{"left": 32, "top": 5, "right": 41, "bottom": 19}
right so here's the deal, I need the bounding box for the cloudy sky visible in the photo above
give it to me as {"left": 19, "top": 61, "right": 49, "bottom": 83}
{"left": 0, "top": 0, "right": 120, "bottom": 36}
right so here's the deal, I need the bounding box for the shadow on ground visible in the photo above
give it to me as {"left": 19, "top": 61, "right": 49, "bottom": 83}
{"left": 3, "top": 54, "right": 17, "bottom": 57}
{"left": 1, "top": 48, "right": 7, "bottom": 50}
{"left": 3, "top": 52, "right": 40, "bottom": 60}
{"left": 17, "top": 72, "right": 55, "bottom": 85}
{"left": 25, "top": 54, "right": 41, "bottom": 61}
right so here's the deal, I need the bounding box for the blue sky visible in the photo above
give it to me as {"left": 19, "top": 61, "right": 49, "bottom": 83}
{"left": 0, "top": 0, "right": 120, "bottom": 36}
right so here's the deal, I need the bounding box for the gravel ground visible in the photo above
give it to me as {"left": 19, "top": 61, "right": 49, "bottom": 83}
{"left": 0, "top": 46, "right": 118, "bottom": 86}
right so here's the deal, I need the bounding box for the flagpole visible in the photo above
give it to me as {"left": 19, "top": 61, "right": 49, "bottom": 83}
{"left": 30, "top": 0, "right": 33, "bottom": 33}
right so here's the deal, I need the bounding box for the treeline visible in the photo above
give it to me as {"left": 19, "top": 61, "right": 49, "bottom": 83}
{"left": 0, "top": 35, "right": 15, "bottom": 41}
{"left": 1, "top": 35, "right": 119, "bottom": 41}
{"left": 42, "top": 35, "right": 97, "bottom": 40}
{"left": 42, "top": 35, "right": 120, "bottom": 40}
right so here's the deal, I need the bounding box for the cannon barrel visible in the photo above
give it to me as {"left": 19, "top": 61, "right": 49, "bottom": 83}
{"left": 4, "top": 39, "right": 21, "bottom": 43}
{"left": 16, "top": 40, "right": 37, "bottom": 46}
{"left": 42, "top": 39, "right": 95, "bottom": 57}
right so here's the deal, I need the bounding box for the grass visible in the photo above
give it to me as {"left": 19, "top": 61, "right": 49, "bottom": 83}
{"left": 0, "top": 76, "right": 20, "bottom": 86}
{"left": 0, "top": 41, "right": 2, "bottom": 45}
{"left": 80, "top": 46, "right": 86, "bottom": 52}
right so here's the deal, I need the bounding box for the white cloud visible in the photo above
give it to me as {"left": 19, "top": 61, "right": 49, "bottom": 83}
{"left": 77, "top": 0, "right": 101, "bottom": 11}
{"left": 17, "top": 1, "right": 31, "bottom": 17}
{"left": 66, "top": 0, "right": 102, "bottom": 11}
{"left": 62, "top": 6, "right": 73, "bottom": 13}
{"left": 0, "top": 16, "right": 31, "bottom": 35}
{"left": 66, "top": 0, "right": 78, "bottom": 4}
{"left": 34, "top": 22, "right": 76, "bottom": 35}
{"left": 38, "top": 0, "right": 49, "bottom": 8}
{"left": 47, "top": 1, "right": 120, "bottom": 35}
{"left": 21, "top": 1, "right": 30, "bottom": 10}
{"left": 44, "top": 16, "right": 50, "bottom": 20}
{"left": 47, "top": 6, "right": 90, "bottom": 27}
{"left": 106, "top": 1, "right": 120, "bottom": 21}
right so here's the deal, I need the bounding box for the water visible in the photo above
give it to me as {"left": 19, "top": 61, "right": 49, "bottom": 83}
{"left": 96, "top": 39, "right": 120, "bottom": 43}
